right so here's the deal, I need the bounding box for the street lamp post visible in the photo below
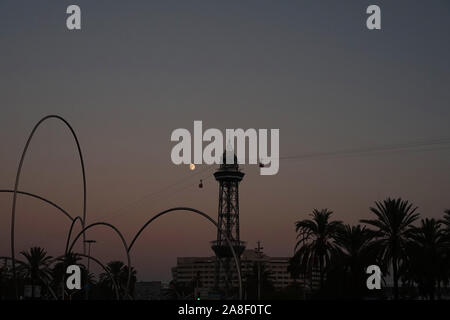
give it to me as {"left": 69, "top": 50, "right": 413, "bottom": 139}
{"left": 255, "top": 241, "right": 264, "bottom": 301}
{"left": 84, "top": 240, "right": 96, "bottom": 299}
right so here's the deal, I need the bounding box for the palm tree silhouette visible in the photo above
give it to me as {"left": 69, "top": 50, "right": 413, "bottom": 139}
{"left": 441, "top": 209, "right": 450, "bottom": 231}
{"left": 329, "top": 224, "right": 379, "bottom": 298}
{"left": 51, "top": 252, "right": 83, "bottom": 299}
{"left": 404, "top": 218, "right": 448, "bottom": 299}
{"left": 291, "top": 209, "right": 343, "bottom": 291}
{"left": 361, "top": 198, "right": 419, "bottom": 299}
{"left": 99, "top": 261, "right": 137, "bottom": 299}
{"left": 0, "top": 259, "right": 12, "bottom": 299}
{"left": 19, "top": 247, "right": 53, "bottom": 299}
{"left": 441, "top": 209, "right": 450, "bottom": 295}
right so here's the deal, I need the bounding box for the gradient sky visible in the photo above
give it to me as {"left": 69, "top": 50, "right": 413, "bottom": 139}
{"left": 1, "top": 0, "right": 450, "bottom": 281}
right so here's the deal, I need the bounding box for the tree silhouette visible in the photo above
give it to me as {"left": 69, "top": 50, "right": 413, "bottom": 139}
{"left": 361, "top": 198, "right": 419, "bottom": 299}
{"left": 440, "top": 209, "right": 450, "bottom": 295}
{"left": 51, "top": 253, "right": 87, "bottom": 299}
{"left": 325, "top": 224, "right": 379, "bottom": 298}
{"left": 441, "top": 209, "right": 450, "bottom": 231}
{"left": 290, "top": 209, "right": 343, "bottom": 292}
{"left": 99, "top": 261, "right": 137, "bottom": 299}
{"left": 18, "top": 247, "right": 53, "bottom": 299}
{"left": 0, "top": 259, "right": 13, "bottom": 299}
{"left": 403, "top": 218, "right": 448, "bottom": 299}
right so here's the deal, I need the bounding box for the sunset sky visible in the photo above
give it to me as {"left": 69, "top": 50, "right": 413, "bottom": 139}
{"left": 1, "top": 0, "right": 450, "bottom": 281}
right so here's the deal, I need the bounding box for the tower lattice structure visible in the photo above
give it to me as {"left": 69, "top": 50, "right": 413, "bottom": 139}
{"left": 211, "top": 151, "right": 245, "bottom": 293}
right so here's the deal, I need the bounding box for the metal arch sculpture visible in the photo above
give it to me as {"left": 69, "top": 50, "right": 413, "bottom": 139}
{"left": 0, "top": 189, "right": 117, "bottom": 300}
{"left": 128, "top": 207, "right": 244, "bottom": 300}
{"left": 0, "top": 189, "right": 84, "bottom": 255}
{"left": 0, "top": 189, "right": 87, "bottom": 286}
{"left": 9, "top": 115, "right": 88, "bottom": 298}
{"left": 67, "top": 222, "right": 132, "bottom": 299}
{"left": 0, "top": 189, "right": 75, "bottom": 221}
{"left": 65, "top": 216, "right": 85, "bottom": 254}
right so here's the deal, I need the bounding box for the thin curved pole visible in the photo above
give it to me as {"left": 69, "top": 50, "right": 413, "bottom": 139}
{"left": 128, "top": 207, "right": 243, "bottom": 300}
{"left": 76, "top": 253, "right": 120, "bottom": 300}
{"left": 0, "top": 189, "right": 86, "bottom": 274}
{"left": 67, "top": 222, "right": 131, "bottom": 299}
{"left": 0, "top": 190, "right": 74, "bottom": 221}
{"left": 62, "top": 216, "right": 85, "bottom": 300}
{"left": 65, "top": 216, "right": 84, "bottom": 254}
{"left": 10, "top": 115, "right": 87, "bottom": 299}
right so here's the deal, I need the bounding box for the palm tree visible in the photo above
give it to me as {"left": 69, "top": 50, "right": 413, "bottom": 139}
{"left": 441, "top": 209, "right": 450, "bottom": 231}
{"left": 51, "top": 252, "right": 83, "bottom": 299}
{"left": 440, "top": 209, "right": 450, "bottom": 294}
{"left": 403, "top": 218, "right": 447, "bottom": 299}
{"left": 0, "top": 259, "right": 11, "bottom": 299}
{"left": 18, "top": 247, "right": 53, "bottom": 298}
{"left": 329, "top": 224, "right": 379, "bottom": 298}
{"left": 290, "top": 209, "right": 343, "bottom": 291}
{"left": 360, "top": 198, "right": 419, "bottom": 299}
{"left": 99, "top": 261, "right": 137, "bottom": 299}
{"left": 120, "top": 265, "right": 137, "bottom": 297}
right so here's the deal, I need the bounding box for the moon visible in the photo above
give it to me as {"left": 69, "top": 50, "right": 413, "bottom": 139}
{"left": 189, "top": 163, "right": 195, "bottom": 171}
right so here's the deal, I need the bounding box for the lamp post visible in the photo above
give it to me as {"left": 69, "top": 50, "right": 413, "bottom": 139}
{"left": 255, "top": 241, "right": 264, "bottom": 300}
{"left": 84, "top": 240, "right": 96, "bottom": 299}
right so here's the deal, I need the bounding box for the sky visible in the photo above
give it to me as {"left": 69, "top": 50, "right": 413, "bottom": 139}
{"left": 1, "top": 0, "right": 450, "bottom": 281}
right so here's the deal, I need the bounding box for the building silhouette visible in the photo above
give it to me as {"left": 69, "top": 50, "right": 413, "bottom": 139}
{"left": 171, "top": 247, "right": 320, "bottom": 299}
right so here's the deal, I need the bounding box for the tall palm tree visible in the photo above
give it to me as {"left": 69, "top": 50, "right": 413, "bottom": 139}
{"left": 290, "top": 209, "right": 343, "bottom": 291}
{"left": 120, "top": 265, "right": 137, "bottom": 297}
{"left": 19, "top": 247, "right": 53, "bottom": 298}
{"left": 440, "top": 209, "right": 450, "bottom": 293}
{"left": 0, "top": 259, "right": 11, "bottom": 299}
{"left": 330, "top": 224, "right": 379, "bottom": 298}
{"left": 99, "top": 261, "right": 137, "bottom": 299}
{"left": 441, "top": 209, "right": 450, "bottom": 231}
{"left": 404, "top": 218, "right": 446, "bottom": 299}
{"left": 360, "top": 198, "right": 419, "bottom": 299}
{"left": 51, "top": 252, "right": 83, "bottom": 299}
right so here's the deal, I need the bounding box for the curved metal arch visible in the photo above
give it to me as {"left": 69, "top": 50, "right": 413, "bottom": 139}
{"left": 0, "top": 189, "right": 74, "bottom": 221}
{"left": 67, "top": 222, "right": 131, "bottom": 299}
{"left": 0, "top": 189, "right": 86, "bottom": 272}
{"left": 128, "top": 207, "right": 243, "bottom": 300}
{"left": 65, "top": 216, "right": 85, "bottom": 254}
{"left": 76, "top": 253, "right": 120, "bottom": 300}
{"left": 10, "top": 115, "right": 88, "bottom": 298}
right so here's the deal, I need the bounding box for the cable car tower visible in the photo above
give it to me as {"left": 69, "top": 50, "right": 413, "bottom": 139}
{"left": 211, "top": 150, "right": 245, "bottom": 294}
